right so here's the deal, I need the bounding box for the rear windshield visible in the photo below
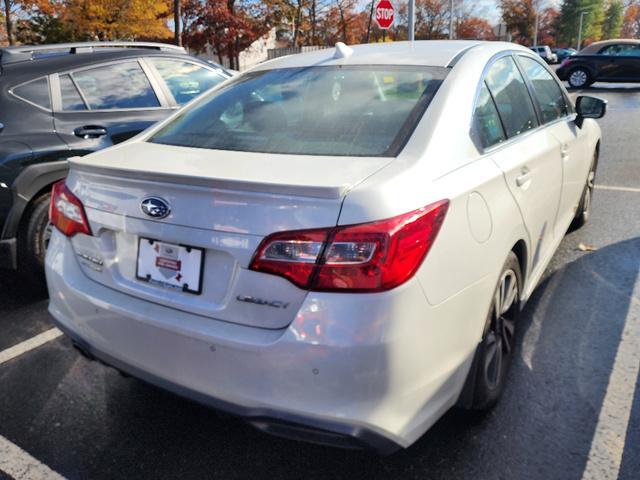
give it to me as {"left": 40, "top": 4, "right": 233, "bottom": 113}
{"left": 150, "top": 65, "right": 448, "bottom": 157}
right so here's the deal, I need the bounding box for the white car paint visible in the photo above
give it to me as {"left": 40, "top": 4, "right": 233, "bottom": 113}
{"left": 45, "top": 40, "right": 602, "bottom": 452}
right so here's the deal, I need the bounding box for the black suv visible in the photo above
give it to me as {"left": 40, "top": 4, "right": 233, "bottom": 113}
{"left": 0, "top": 42, "right": 231, "bottom": 281}
{"left": 557, "top": 39, "right": 640, "bottom": 88}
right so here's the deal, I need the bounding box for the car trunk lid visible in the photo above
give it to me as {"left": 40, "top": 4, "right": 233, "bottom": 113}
{"left": 64, "top": 141, "right": 392, "bottom": 330}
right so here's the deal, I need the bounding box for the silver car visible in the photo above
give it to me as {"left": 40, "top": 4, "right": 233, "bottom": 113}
{"left": 531, "top": 45, "right": 558, "bottom": 64}
{"left": 46, "top": 41, "right": 605, "bottom": 452}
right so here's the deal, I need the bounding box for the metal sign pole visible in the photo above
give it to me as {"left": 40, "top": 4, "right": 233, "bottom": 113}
{"left": 408, "top": 0, "right": 415, "bottom": 42}
{"left": 449, "top": 0, "right": 454, "bottom": 39}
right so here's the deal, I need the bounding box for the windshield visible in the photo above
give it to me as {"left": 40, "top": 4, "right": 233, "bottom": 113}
{"left": 150, "top": 65, "right": 448, "bottom": 157}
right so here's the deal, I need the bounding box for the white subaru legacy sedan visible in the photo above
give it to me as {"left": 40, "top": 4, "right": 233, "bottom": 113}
{"left": 46, "top": 41, "right": 605, "bottom": 452}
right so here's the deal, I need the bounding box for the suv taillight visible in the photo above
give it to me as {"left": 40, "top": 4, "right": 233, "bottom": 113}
{"left": 560, "top": 58, "right": 572, "bottom": 68}
{"left": 250, "top": 200, "right": 449, "bottom": 292}
{"left": 49, "top": 181, "right": 92, "bottom": 237}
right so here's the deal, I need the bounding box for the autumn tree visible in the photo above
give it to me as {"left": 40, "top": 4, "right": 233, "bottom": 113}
{"left": 500, "top": 0, "right": 535, "bottom": 44}
{"left": 314, "top": 1, "right": 367, "bottom": 44}
{"left": 3, "top": 0, "right": 19, "bottom": 45}
{"left": 602, "top": 0, "right": 623, "bottom": 39}
{"left": 621, "top": 1, "right": 640, "bottom": 37}
{"left": 456, "top": 17, "right": 494, "bottom": 39}
{"left": 555, "top": 0, "right": 605, "bottom": 48}
{"left": 60, "top": 0, "right": 173, "bottom": 41}
{"left": 14, "top": 0, "right": 73, "bottom": 44}
{"left": 536, "top": 6, "right": 559, "bottom": 46}
{"left": 455, "top": 1, "right": 495, "bottom": 39}
{"left": 182, "top": 0, "right": 269, "bottom": 69}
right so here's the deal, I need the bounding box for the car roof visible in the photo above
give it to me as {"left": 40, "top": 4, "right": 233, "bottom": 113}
{"left": 0, "top": 48, "right": 210, "bottom": 81}
{"left": 580, "top": 39, "right": 640, "bottom": 54}
{"left": 251, "top": 40, "right": 528, "bottom": 72}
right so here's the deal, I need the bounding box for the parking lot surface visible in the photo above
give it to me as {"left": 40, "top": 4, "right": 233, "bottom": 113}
{"left": 1, "top": 85, "right": 639, "bottom": 479}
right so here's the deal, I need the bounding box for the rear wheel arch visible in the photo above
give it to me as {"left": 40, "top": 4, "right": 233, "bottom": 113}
{"left": 510, "top": 240, "right": 528, "bottom": 299}
{"left": 3, "top": 160, "right": 69, "bottom": 239}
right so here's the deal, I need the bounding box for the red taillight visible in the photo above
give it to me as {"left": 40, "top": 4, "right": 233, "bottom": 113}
{"left": 560, "top": 58, "right": 572, "bottom": 68}
{"left": 250, "top": 200, "right": 449, "bottom": 292}
{"left": 49, "top": 181, "right": 92, "bottom": 237}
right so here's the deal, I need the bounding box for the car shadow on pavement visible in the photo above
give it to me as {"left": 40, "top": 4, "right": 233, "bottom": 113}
{"left": 0, "top": 269, "right": 50, "bottom": 351}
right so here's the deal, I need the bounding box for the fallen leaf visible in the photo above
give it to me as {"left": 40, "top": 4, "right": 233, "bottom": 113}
{"left": 577, "top": 242, "right": 598, "bottom": 252}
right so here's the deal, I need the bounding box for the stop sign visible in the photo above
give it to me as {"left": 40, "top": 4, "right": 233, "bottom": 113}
{"left": 375, "top": 0, "right": 394, "bottom": 30}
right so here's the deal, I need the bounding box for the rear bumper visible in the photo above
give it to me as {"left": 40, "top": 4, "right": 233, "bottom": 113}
{"left": 0, "top": 237, "right": 17, "bottom": 269}
{"left": 46, "top": 229, "right": 478, "bottom": 452}
{"left": 50, "top": 315, "right": 400, "bottom": 453}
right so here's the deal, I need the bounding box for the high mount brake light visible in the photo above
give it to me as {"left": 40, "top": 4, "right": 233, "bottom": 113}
{"left": 49, "top": 181, "right": 92, "bottom": 237}
{"left": 250, "top": 200, "right": 449, "bottom": 292}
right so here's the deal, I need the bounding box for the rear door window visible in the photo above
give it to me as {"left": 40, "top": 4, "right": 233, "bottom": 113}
{"left": 72, "top": 61, "right": 160, "bottom": 110}
{"left": 484, "top": 56, "right": 538, "bottom": 138}
{"left": 600, "top": 44, "right": 640, "bottom": 56}
{"left": 474, "top": 83, "right": 506, "bottom": 149}
{"left": 12, "top": 77, "right": 51, "bottom": 110}
{"left": 150, "top": 65, "right": 448, "bottom": 157}
{"left": 518, "top": 56, "right": 570, "bottom": 124}
{"left": 150, "top": 59, "right": 226, "bottom": 105}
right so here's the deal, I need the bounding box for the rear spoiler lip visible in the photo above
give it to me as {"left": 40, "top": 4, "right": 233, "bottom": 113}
{"left": 68, "top": 158, "right": 349, "bottom": 200}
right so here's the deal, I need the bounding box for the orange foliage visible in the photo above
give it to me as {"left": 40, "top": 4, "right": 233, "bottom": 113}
{"left": 622, "top": 2, "right": 640, "bottom": 38}
{"left": 457, "top": 16, "right": 494, "bottom": 40}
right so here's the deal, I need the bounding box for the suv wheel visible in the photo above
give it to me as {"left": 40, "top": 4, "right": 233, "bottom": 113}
{"left": 568, "top": 67, "right": 592, "bottom": 88}
{"left": 18, "top": 192, "right": 52, "bottom": 286}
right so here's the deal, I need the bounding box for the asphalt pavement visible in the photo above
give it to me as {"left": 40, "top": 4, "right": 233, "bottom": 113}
{"left": 0, "top": 84, "right": 639, "bottom": 480}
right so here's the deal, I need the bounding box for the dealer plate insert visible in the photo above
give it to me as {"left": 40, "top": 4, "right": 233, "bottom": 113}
{"left": 136, "top": 238, "right": 204, "bottom": 294}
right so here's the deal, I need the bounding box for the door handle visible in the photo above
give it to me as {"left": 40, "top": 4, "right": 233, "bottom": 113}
{"left": 515, "top": 167, "right": 532, "bottom": 188}
{"left": 74, "top": 126, "right": 107, "bottom": 139}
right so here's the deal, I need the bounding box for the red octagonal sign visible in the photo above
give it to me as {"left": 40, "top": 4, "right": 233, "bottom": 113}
{"left": 375, "top": 0, "right": 394, "bottom": 30}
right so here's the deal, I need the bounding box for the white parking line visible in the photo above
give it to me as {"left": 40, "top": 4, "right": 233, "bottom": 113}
{"left": 0, "top": 328, "right": 62, "bottom": 366}
{"left": 0, "top": 434, "right": 66, "bottom": 480}
{"left": 594, "top": 184, "right": 640, "bottom": 193}
{"left": 581, "top": 295, "right": 640, "bottom": 479}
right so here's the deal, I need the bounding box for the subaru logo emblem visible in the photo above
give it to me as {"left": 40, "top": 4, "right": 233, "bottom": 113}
{"left": 140, "top": 197, "right": 170, "bottom": 219}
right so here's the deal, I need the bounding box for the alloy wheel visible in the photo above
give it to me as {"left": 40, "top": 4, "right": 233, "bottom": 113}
{"left": 484, "top": 269, "right": 518, "bottom": 390}
{"left": 569, "top": 69, "right": 588, "bottom": 88}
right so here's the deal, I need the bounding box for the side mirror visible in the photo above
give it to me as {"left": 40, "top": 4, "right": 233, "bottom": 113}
{"left": 0, "top": 122, "right": 4, "bottom": 134}
{"left": 575, "top": 96, "right": 607, "bottom": 128}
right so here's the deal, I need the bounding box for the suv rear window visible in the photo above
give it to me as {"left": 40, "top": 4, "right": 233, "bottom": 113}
{"left": 150, "top": 66, "right": 448, "bottom": 157}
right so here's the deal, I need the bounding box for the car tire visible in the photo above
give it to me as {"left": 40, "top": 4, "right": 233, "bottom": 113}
{"left": 461, "top": 252, "right": 522, "bottom": 411}
{"left": 18, "top": 192, "right": 52, "bottom": 287}
{"left": 568, "top": 67, "right": 592, "bottom": 88}
{"left": 570, "top": 152, "right": 597, "bottom": 231}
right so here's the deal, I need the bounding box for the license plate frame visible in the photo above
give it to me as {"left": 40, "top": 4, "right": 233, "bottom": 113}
{"left": 135, "top": 237, "right": 205, "bottom": 295}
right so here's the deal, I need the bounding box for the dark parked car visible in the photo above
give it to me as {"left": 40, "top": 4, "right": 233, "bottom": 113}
{"left": 0, "top": 42, "right": 231, "bottom": 281}
{"left": 557, "top": 39, "right": 640, "bottom": 88}
{"left": 552, "top": 47, "right": 576, "bottom": 63}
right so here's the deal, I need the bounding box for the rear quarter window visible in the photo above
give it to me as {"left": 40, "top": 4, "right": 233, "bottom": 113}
{"left": 11, "top": 77, "right": 51, "bottom": 110}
